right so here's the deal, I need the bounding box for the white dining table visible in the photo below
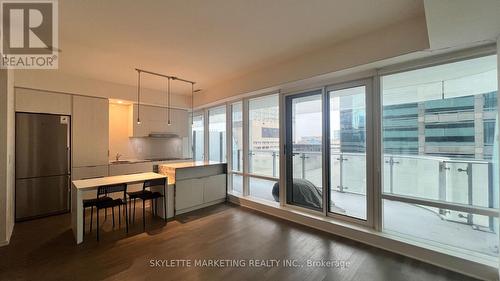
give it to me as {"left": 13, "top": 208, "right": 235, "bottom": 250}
{"left": 71, "top": 172, "right": 168, "bottom": 244}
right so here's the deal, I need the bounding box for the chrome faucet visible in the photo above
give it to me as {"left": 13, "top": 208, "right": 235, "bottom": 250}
{"left": 115, "top": 153, "right": 122, "bottom": 161}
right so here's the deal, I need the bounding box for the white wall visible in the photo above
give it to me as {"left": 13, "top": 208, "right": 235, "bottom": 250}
{"left": 0, "top": 69, "right": 15, "bottom": 246}
{"left": 195, "top": 16, "right": 429, "bottom": 107}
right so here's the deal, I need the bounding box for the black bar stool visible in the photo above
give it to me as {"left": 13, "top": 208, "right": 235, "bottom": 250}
{"left": 95, "top": 183, "right": 129, "bottom": 241}
{"left": 82, "top": 196, "right": 112, "bottom": 236}
{"left": 127, "top": 178, "right": 167, "bottom": 230}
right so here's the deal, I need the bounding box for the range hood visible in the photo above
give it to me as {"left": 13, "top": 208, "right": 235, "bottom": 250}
{"left": 148, "top": 132, "right": 180, "bottom": 138}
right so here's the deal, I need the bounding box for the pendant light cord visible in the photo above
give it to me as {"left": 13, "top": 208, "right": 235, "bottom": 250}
{"left": 168, "top": 77, "right": 171, "bottom": 125}
{"left": 137, "top": 71, "right": 141, "bottom": 124}
{"left": 191, "top": 83, "right": 194, "bottom": 124}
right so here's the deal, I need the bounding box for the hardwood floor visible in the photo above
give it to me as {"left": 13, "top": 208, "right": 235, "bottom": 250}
{"left": 0, "top": 203, "right": 478, "bottom": 281}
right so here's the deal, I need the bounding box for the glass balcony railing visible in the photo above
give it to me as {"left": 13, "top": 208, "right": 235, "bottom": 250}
{"left": 237, "top": 149, "right": 497, "bottom": 226}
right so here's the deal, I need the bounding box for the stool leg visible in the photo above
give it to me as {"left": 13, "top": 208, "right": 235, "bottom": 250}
{"left": 83, "top": 207, "right": 86, "bottom": 236}
{"left": 96, "top": 208, "right": 100, "bottom": 241}
{"left": 163, "top": 186, "right": 167, "bottom": 222}
{"left": 142, "top": 199, "right": 146, "bottom": 231}
{"left": 112, "top": 207, "right": 115, "bottom": 228}
{"left": 118, "top": 205, "right": 121, "bottom": 226}
{"left": 125, "top": 202, "right": 129, "bottom": 233}
{"left": 90, "top": 207, "right": 94, "bottom": 232}
{"left": 128, "top": 199, "right": 134, "bottom": 222}
{"left": 155, "top": 199, "right": 158, "bottom": 216}
{"left": 133, "top": 198, "right": 137, "bottom": 223}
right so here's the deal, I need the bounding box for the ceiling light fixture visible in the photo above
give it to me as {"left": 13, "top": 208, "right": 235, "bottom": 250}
{"left": 133, "top": 68, "right": 196, "bottom": 127}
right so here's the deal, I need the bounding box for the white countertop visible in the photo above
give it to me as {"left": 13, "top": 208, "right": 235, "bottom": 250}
{"left": 108, "top": 158, "right": 193, "bottom": 165}
{"left": 72, "top": 172, "right": 167, "bottom": 190}
{"left": 159, "top": 161, "right": 226, "bottom": 169}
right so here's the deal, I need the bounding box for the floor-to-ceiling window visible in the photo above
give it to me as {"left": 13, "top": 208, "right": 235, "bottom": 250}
{"left": 231, "top": 102, "right": 243, "bottom": 194}
{"left": 381, "top": 54, "right": 499, "bottom": 257}
{"left": 328, "top": 84, "right": 368, "bottom": 220}
{"left": 218, "top": 48, "right": 498, "bottom": 268}
{"left": 192, "top": 113, "right": 204, "bottom": 161}
{"left": 208, "top": 106, "right": 226, "bottom": 162}
{"left": 248, "top": 94, "right": 280, "bottom": 201}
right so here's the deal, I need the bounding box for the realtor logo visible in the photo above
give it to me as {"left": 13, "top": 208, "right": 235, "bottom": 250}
{"left": 0, "top": 0, "right": 58, "bottom": 69}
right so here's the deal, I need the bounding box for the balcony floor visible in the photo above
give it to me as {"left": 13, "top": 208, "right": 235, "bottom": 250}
{"left": 244, "top": 178, "right": 498, "bottom": 257}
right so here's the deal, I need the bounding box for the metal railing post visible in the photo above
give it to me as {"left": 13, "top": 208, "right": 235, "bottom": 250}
{"left": 272, "top": 151, "right": 277, "bottom": 178}
{"left": 248, "top": 150, "right": 254, "bottom": 173}
{"left": 300, "top": 153, "right": 306, "bottom": 179}
{"left": 237, "top": 149, "right": 241, "bottom": 171}
{"left": 336, "top": 153, "right": 348, "bottom": 192}
{"left": 192, "top": 131, "right": 197, "bottom": 160}
{"left": 219, "top": 132, "right": 223, "bottom": 162}
{"left": 457, "top": 163, "right": 473, "bottom": 225}
{"left": 438, "top": 161, "right": 448, "bottom": 215}
{"left": 384, "top": 156, "right": 400, "bottom": 194}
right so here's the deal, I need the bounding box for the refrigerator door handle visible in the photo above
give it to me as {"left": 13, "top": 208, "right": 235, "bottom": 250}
{"left": 67, "top": 147, "right": 71, "bottom": 175}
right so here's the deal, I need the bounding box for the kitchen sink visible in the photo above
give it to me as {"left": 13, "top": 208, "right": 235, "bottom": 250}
{"left": 110, "top": 160, "right": 132, "bottom": 164}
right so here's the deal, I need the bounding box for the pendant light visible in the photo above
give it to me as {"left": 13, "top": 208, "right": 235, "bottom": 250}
{"left": 136, "top": 70, "right": 142, "bottom": 125}
{"left": 167, "top": 77, "right": 172, "bottom": 126}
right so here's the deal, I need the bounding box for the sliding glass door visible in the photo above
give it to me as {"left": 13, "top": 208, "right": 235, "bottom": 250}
{"left": 328, "top": 83, "right": 368, "bottom": 220}
{"left": 285, "top": 90, "right": 324, "bottom": 211}
{"left": 285, "top": 80, "right": 372, "bottom": 222}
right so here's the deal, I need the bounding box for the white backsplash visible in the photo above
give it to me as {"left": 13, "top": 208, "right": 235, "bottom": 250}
{"left": 128, "top": 137, "right": 190, "bottom": 160}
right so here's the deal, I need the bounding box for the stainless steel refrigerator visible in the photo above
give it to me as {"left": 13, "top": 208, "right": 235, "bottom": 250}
{"left": 15, "top": 113, "right": 71, "bottom": 221}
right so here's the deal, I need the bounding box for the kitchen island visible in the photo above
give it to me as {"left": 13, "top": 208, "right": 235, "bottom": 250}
{"left": 71, "top": 172, "right": 167, "bottom": 244}
{"left": 158, "top": 161, "right": 227, "bottom": 215}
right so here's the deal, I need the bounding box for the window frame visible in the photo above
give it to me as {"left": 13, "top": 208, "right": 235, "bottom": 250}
{"left": 207, "top": 105, "right": 227, "bottom": 162}
{"left": 191, "top": 110, "right": 206, "bottom": 161}
{"left": 325, "top": 78, "right": 375, "bottom": 227}
{"left": 377, "top": 50, "right": 499, "bottom": 257}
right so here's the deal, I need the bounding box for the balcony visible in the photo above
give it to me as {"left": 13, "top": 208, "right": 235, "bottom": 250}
{"left": 232, "top": 150, "right": 499, "bottom": 257}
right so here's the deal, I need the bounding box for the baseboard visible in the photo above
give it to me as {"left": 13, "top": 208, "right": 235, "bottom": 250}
{"left": 175, "top": 198, "right": 226, "bottom": 215}
{"left": 0, "top": 239, "right": 9, "bottom": 247}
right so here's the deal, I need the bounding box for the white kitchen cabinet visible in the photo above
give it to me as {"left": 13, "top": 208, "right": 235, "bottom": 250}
{"left": 175, "top": 178, "right": 204, "bottom": 210}
{"left": 72, "top": 96, "right": 109, "bottom": 167}
{"left": 130, "top": 104, "right": 189, "bottom": 138}
{"left": 108, "top": 162, "right": 152, "bottom": 176}
{"left": 15, "top": 88, "right": 72, "bottom": 115}
{"left": 203, "top": 174, "right": 227, "bottom": 203}
{"left": 72, "top": 165, "right": 109, "bottom": 180}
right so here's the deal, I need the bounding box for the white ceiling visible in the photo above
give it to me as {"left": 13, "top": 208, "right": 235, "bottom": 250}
{"left": 55, "top": 0, "right": 424, "bottom": 95}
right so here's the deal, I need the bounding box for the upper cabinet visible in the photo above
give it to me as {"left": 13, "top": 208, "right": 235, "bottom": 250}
{"left": 16, "top": 88, "right": 72, "bottom": 115}
{"left": 129, "top": 104, "right": 188, "bottom": 138}
{"left": 72, "top": 96, "right": 109, "bottom": 167}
